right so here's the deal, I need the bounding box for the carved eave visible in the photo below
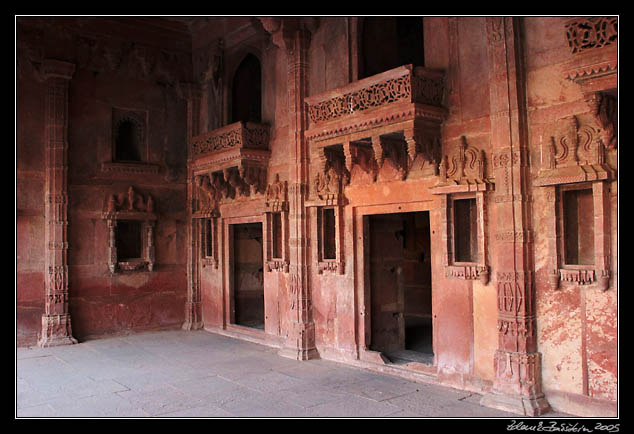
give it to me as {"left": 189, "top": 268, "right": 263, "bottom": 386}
{"left": 192, "top": 209, "right": 220, "bottom": 220}
{"left": 534, "top": 163, "right": 615, "bottom": 187}
{"left": 430, "top": 179, "right": 494, "bottom": 195}
{"left": 101, "top": 161, "right": 162, "bottom": 176}
{"left": 101, "top": 210, "right": 158, "bottom": 221}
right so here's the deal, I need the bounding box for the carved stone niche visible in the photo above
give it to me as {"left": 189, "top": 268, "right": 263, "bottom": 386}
{"left": 101, "top": 186, "right": 157, "bottom": 273}
{"left": 535, "top": 115, "right": 614, "bottom": 291}
{"left": 430, "top": 136, "right": 493, "bottom": 284}
{"left": 307, "top": 146, "right": 346, "bottom": 275}
{"left": 264, "top": 174, "right": 289, "bottom": 273}
{"left": 101, "top": 108, "right": 161, "bottom": 177}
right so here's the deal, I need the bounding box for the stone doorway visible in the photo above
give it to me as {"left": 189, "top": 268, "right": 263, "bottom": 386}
{"left": 231, "top": 222, "right": 265, "bottom": 330}
{"left": 368, "top": 211, "right": 433, "bottom": 365}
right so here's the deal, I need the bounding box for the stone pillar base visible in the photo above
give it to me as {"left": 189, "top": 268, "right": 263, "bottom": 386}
{"left": 37, "top": 314, "right": 78, "bottom": 348}
{"left": 480, "top": 391, "right": 550, "bottom": 416}
{"left": 182, "top": 301, "right": 204, "bottom": 330}
{"left": 278, "top": 346, "right": 320, "bottom": 361}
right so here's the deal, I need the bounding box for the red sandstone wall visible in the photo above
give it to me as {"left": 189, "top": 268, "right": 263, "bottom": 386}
{"left": 16, "top": 69, "right": 48, "bottom": 346}
{"left": 523, "top": 17, "right": 618, "bottom": 415}
{"left": 16, "top": 16, "right": 617, "bottom": 417}
{"left": 16, "top": 17, "right": 192, "bottom": 343}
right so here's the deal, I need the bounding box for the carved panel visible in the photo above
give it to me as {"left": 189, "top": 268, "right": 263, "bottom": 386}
{"left": 101, "top": 186, "right": 157, "bottom": 273}
{"left": 435, "top": 136, "right": 492, "bottom": 193}
{"left": 264, "top": 174, "right": 289, "bottom": 273}
{"left": 191, "top": 121, "right": 269, "bottom": 158}
{"left": 535, "top": 115, "right": 614, "bottom": 187}
{"left": 565, "top": 17, "right": 618, "bottom": 54}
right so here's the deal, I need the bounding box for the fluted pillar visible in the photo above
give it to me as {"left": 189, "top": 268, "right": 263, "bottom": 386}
{"left": 278, "top": 21, "right": 319, "bottom": 360}
{"left": 38, "top": 59, "right": 78, "bottom": 347}
{"left": 479, "top": 17, "right": 549, "bottom": 416}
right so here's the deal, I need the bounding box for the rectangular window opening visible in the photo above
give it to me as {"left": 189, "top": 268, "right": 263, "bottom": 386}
{"left": 321, "top": 208, "right": 337, "bottom": 260}
{"left": 271, "top": 212, "right": 283, "bottom": 259}
{"left": 116, "top": 220, "right": 143, "bottom": 260}
{"left": 204, "top": 219, "right": 213, "bottom": 258}
{"left": 563, "top": 189, "right": 595, "bottom": 266}
{"left": 453, "top": 198, "right": 478, "bottom": 263}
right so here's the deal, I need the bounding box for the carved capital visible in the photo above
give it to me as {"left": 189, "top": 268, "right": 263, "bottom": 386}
{"left": 42, "top": 59, "right": 75, "bottom": 80}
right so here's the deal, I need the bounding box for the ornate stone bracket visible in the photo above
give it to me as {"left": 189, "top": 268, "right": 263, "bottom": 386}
{"left": 101, "top": 186, "right": 157, "bottom": 273}
{"left": 310, "top": 145, "right": 349, "bottom": 206}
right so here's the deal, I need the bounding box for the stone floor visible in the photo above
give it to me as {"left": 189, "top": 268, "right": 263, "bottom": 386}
{"left": 16, "top": 329, "right": 569, "bottom": 419}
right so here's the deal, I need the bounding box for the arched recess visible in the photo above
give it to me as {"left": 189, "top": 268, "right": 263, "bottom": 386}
{"left": 359, "top": 17, "right": 425, "bottom": 79}
{"left": 230, "top": 52, "right": 262, "bottom": 124}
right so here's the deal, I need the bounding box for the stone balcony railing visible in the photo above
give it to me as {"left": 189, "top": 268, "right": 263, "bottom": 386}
{"left": 190, "top": 121, "right": 270, "bottom": 160}
{"left": 305, "top": 64, "right": 446, "bottom": 141}
{"left": 189, "top": 121, "right": 271, "bottom": 204}
{"left": 304, "top": 64, "right": 447, "bottom": 183}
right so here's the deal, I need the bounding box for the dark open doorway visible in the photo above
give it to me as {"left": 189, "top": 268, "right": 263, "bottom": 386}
{"left": 368, "top": 211, "right": 433, "bottom": 364}
{"left": 232, "top": 222, "right": 265, "bottom": 330}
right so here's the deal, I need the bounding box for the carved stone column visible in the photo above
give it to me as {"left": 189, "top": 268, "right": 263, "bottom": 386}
{"left": 183, "top": 83, "right": 204, "bottom": 331}
{"left": 278, "top": 21, "right": 319, "bottom": 360}
{"left": 479, "top": 17, "right": 550, "bottom": 415}
{"left": 38, "top": 59, "right": 78, "bottom": 347}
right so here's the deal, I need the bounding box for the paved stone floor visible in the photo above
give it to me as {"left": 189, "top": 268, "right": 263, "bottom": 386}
{"left": 16, "top": 329, "right": 570, "bottom": 419}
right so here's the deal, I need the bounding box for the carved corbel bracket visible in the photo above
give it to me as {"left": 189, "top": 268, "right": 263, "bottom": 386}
{"left": 371, "top": 135, "right": 408, "bottom": 180}
{"left": 343, "top": 140, "right": 379, "bottom": 182}
{"left": 193, "top": 173, "right": 222, "bottom": 217}
{"left": 311, "top": 146, "right": 349, "bottom": 206}
{"left": 583, "top": 91, "right": 617, "bottom": 150}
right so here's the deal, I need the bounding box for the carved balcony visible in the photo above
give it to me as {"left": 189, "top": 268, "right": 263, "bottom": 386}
{"left": 305, "top": 64, "right": 447, "bottom": 182}
{"left": 189, "top": 121, "right": 271, "bottom": 208}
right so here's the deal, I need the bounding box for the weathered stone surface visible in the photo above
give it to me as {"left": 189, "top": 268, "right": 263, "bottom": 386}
{"left": 16, "top": 16, "right": 617, "bottom": 418}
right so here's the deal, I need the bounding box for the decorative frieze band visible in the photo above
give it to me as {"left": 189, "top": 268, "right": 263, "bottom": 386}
{"left": 191, "top": 121, "right": 270, "bottom": 158}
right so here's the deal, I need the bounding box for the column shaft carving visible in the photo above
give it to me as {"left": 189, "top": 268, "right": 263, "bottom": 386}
{"left": 480, "top": 18, "right": 549, "bottom": 416}
{"left": 183, "top": 83, "right": 204, "bottom": 330}
{"left": 39, "top": 59, "right": 77, "bottom": 347}
{"left": 279, "top": 23, "right": 318, "bottom": 360}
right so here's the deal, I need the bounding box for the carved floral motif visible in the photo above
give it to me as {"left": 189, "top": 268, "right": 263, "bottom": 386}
{"left": 565, "top": 17, "right": 617, "bottom": 54}
{"left": 191, "top": 121, "right": 269, "bottom": 157}
{"left": 306, "top": 65, "right": 444, "bottom": 125}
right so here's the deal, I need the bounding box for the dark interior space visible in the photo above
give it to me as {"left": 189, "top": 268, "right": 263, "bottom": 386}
{"left": 361, "top": 16, "right": 425, "bottom": 79}
{"left": 369, "top": 211, "right": 433, "bottom": 364}
{"left": 231, "top": 53, "right": 262, "bottom": 124}
{"left": 233, "top": 222, "right": 265, "bottom": 330}
{"left": 116, "top": 220, "right": 142, "bottom": 260}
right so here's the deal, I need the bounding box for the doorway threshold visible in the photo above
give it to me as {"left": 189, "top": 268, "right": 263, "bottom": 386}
{"left": 383, "top": 349, "right": 434, "bottom": 366}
